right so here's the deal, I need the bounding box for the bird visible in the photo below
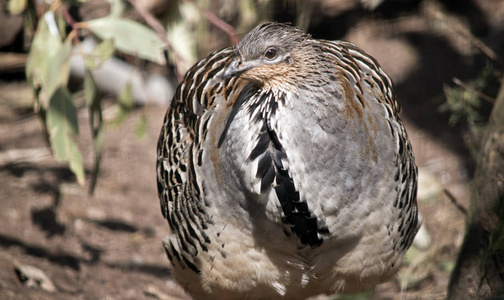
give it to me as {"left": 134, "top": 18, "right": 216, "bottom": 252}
{"left": 156, "top": 22, "right": 420, "bottom": 300}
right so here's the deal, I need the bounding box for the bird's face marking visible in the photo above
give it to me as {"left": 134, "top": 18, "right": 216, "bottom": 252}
{"left": 222, "top": 23, "right": 311, "bottom": 87}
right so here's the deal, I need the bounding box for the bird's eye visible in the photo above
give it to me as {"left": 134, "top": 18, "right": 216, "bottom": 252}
{"left": 264, "top": 48, "right": 277, "bottom": 60}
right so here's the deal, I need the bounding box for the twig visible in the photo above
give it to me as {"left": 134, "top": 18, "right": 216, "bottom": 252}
{"left": 130, "top": 0, "right": 238, "bottom": 81}
{"left": 450, "top": 24, "right": 504, "bottom": 68}
{"left": 59, "top": 4, "right": 76, "bottom": 29}
{"left": 0, "top": 53, "right": 27, "bottom": 73}
{"left": 452, "top": 78, "right": 495, "bottom": 104}
{"left": 424, "top": 2, "right": 504, "bottom": 68}
{"left": 55, "top": 3, "right": 83, "bottom": 45}
{"left": 0, "top": 147, "right": 52, "bottom": 166}
{"left": 444, "top": 188, "right": 468, "bottom": 215}
{"left": 128, "top": 0, "right": 186, "bottom": 81}
{"left": 182, "top": 0, "right": 239, "bottom": 46}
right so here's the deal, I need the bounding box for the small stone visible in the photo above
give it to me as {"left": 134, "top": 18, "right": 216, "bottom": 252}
{"left": 14, "top": 263, "right": 56, "bottom": 292}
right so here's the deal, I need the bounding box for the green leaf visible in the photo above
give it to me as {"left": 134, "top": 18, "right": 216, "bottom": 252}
{"left": 84, "top": 69, "right": 98, "bottom": 107}
{"left": 108, "top": 0, "right": 126, "bottom": 18}
{"left": 46, "top": 86, "right": 85, "bottom": 185}
{"left": 47, "top": 38, "right": 73, "bottom": 99}
{"left": 22, "top": 1, "right": 37, "bottom": 50}
{"left": 68, "top": 134, "right": 86, "bottom": 186}
{"left": 8, "top": 0, "right": 27, "bottom": 15}
{"left": 85, "top": 17, "right": 165, "bottom": 64}
{"left": 164, "top": 1, "right": 197, "bottom": 73}
{"left": 26, "top": 12, "right": 59, "bottom": 89}
{"left": 47, "top": 87, "right": 78, "bottom": 139}
{"left": 84, "top": 38, "right": 115, "bottom": 70}
{"left": 26, "top": 11, "right": 67, "bottom": 109}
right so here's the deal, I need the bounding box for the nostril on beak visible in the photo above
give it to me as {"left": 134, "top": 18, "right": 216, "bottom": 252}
{"left": 222, "top": 59, "right": 241, "bottom": 79}
{"left": 222, "top": 58, "right": 255, "bottom": 79}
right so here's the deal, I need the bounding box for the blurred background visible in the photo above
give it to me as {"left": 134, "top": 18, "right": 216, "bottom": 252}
{"left": 1, "top": 0, "right": 503, "bottom": 299}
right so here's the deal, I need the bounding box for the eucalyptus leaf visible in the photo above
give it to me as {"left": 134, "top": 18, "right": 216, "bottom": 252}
{"left": 68, "top": 135, "right": 86, "bottom": 186}
{"left": 108, "top": 0, "right": 126, "bottom": 18}
{"left": 85, "top": 17, "right": 165, "bottom": 65}
{"left": 46, "top": 86, "right": 85, "bottom": 185}
{"left": 84, "top": 38, "right": 115, "bottom": 70}
{"left": 47, "top": 86, "right": 79, "bottom": 151}
{"left": 25, "top": 17, "right": 54, "bottom": 87}
{"left": 8, "top": 0, "right": 27, "bottom": 15}
{"left": 46, "top": 38, "right": 73, "bottom": 101}
{"left": 57, "top": 10, "right": 66, "bottom": 40}
{"left": 84, "top": 69, "right": 98, "bottom": 107}
{"left": 26, "top": 11, "right": 63, "bottom": 109}
{"left": 165, "top": 2, "right": 198, "bottom": 73}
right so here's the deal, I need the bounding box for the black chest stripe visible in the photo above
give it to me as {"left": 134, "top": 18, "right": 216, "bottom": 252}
{"left": 248, "top": 92, "right": 329, "bottom": 248}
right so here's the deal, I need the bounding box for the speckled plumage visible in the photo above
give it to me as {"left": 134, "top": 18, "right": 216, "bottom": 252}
{"left": 156, "top": 23, "right": 420, "bottom": 300}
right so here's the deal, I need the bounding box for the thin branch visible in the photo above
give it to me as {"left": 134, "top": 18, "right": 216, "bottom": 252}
{"left": 425, "top": 3, "right": 504, "bottom": 68}
{"left": 0, "top": 147, "right": 52, "bottom": 166}
{"left": 450, "top": 24, "right": 504, "bottom": 68}
{"left": 182, "top": 0, "right": 239, "bottom": 46}
{"left": 59, "top": 4, "right": 76, "bottom": 28}
{"left": 452, "top": 78, "right": 495, "bottom": 104}
{"left": 444, "top": 188, "right": 468, "bottom": 216}
{"left": 56, "top": 3, "right": 83, "bottom": 45}
{"left": 128, "top": 0, "right": 186, "bottom": 81}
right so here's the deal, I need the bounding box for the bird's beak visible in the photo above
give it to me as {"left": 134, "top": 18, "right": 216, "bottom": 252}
{"left": 222, "top": 59, "right": 257, "bottom": 79}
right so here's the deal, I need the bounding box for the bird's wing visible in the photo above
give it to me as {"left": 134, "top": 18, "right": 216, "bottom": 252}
{"left": 319, "top": 39, "right": 419, "bottom": 250}
{"left": 156, "top": 48, "right": 236, "bottom": 253}
{"left": 318, "top": 40, "right": 401, "bottom": 116}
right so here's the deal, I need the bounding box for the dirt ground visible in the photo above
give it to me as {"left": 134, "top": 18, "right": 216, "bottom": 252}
{"left": 0, "top": 102, "right": 191, "bottom": 300}
{"left": 0, "top": 97, "right": 468, "bottom": 300}
{"left": 0, "top": 88, "right": 473, "bottom": 300}
{"left": 1, "top": 0, "right": 503, "bottom": 299}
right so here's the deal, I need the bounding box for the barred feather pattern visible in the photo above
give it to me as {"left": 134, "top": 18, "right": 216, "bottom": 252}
{"left": 156, "top": 23, "right": 419, "bottom": 300}
{"left": 320, "top": 40, "right": 419, "bottom": 253}
{"left": 157, "top": 48, "right": 237, "bottom": 272}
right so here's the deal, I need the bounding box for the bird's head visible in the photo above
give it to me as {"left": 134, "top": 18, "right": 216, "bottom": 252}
{"left": 223, "top": 23, "right": 314, "bottom": 88}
